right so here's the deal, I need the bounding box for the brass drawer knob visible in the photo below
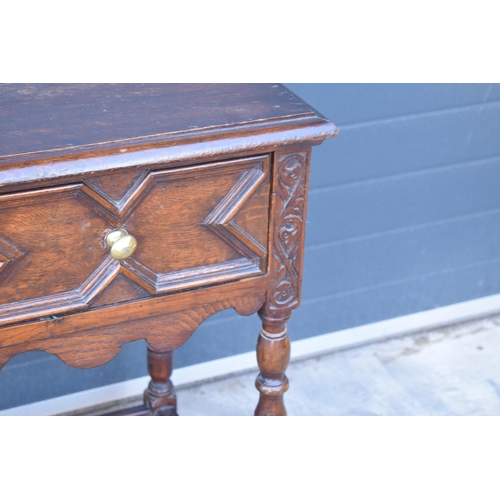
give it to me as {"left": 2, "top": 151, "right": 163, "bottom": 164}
{"left": 105, "top": 229, "right": 137, "bottom": 261}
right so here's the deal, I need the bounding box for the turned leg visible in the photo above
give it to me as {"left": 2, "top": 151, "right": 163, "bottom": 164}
{"left": 254, "top": 149, "right": 311, "bottom": 415}
{"left": 144, "top": 347, "right": 178, "bottom": 416}
{"left": 254, "top": 314, "right": 291, "bottom": 416}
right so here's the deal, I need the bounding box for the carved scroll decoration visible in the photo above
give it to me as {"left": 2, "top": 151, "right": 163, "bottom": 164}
{"left": 268, "top": 152, "right": 308, "bottom": 312}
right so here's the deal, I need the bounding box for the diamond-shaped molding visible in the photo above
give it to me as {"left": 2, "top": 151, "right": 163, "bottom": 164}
{"left": 0, "top": 159, "right": 270, "bottom": 328}
{"left": 203, "top": 166, "right": 267, "bottom": 260}
{"left": 116, "top": 164, "right": 269, "bottom": 295}
{"left": 85, "top": 170, "right": 148, "bottom": 204}
{"left": 0, "top": 237, "right": 24, "bottom": 281}
{"left": 78, "top": 159, "right": 269, "bottom": 295}
{"left": 80, "top": 170, "right": 150, "bottom": 221}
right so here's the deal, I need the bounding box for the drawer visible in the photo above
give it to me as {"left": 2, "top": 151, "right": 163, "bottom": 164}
{"left": 0, "top": 155, "right": 271, "bottom": 327}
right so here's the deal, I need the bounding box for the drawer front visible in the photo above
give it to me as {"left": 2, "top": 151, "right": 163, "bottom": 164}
{"left": 0, "top": 155, "right": 270, "bottom": 326}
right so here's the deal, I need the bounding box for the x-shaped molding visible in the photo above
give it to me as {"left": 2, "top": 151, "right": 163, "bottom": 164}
{"left": 79, "top": 162, "right": 268, "bottom": 294}
{"left": 0, "top": 160, "right": 268, "bottom": 325}
{"left": 203, "top": 166, "right": 267, "bottom": 260}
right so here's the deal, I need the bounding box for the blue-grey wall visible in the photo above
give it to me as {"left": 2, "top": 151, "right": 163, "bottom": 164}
{"left": 2, "top": 84, "right": 500, "bottom": 410}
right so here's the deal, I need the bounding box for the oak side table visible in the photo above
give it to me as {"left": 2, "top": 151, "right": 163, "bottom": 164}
{"left": 0, "top": 84, "right": 337, "bottom": 416}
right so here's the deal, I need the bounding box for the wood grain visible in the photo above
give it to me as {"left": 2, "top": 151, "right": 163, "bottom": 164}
{"left": 0, "top": 156, "right": 270, "bottom": 326}
{"left": 0, "top": 84, "right": 338, "bottom": 416}
{"left": 267, "top": 150, "right": 310, "bottom": 314}
{"left": 0, "top": 292, "right": 266, "bottom": 370}
{"left": 0, "top": 84, "right": 316, "bottom": 159}
{"left": 0, "top": 85, "right": 337, "bottom": 194}
{"left": 90, "top": 273, "right": 150, "bottom": 308}
{"left": 0, "top": 277, "right": 267, "bottom": 366}
{"left": 84, "top": 169, "right": 148, "bottom": 205}
{"left": 254, "top": 327, "right": 291, "bottom": 416}
{"left": 144, "top": 348, "right": 177, "bottom": 416}
{"left": 254, "top": 148, "right": 312, "bottom": 415}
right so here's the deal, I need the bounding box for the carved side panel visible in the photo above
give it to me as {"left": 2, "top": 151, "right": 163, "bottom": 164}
{"left": 255, "top": 150, "right": 309, "bottom": 417}
{"left": 265, "top": 150, "right": 310, "bottom": 317}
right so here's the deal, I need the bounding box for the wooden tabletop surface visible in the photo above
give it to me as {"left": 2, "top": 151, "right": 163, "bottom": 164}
{"left": 0, "top": 84, "right": 337, "bottom": 192}
{"left": 0, "top": 84, "right": 323, "bottom": 158}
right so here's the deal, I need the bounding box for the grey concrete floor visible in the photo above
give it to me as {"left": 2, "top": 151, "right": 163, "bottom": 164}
{"left": 177, "top": 314, "right": 500, "bottom": 416}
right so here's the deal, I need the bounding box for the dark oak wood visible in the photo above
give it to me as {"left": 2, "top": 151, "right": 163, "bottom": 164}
{"left": 144, "top": 348, "right": 177, "bottom": 416}
{"left": 0, "top": 156, "right": 270, "bottom": 327}
{"left": 0, "top": 84, "right": 337, "bottom": 416}
{"left": 254, "top": 149, "right": 311, "bottom": 415}
{"left": 0, "top": 283, "right": 267, "bottom": 369}
{"left": 0, "top": 84, "right": 336, "bottom": 195}
{"left": 255, "top": 325, "right": 291, "bottom": 416}
{"left": 0, "top": 84, "right": 317, "bottom": 159}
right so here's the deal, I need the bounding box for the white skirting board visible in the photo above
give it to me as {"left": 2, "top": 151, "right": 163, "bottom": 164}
{"left": 2, "top": 292, "right": 500, "bottom": 416}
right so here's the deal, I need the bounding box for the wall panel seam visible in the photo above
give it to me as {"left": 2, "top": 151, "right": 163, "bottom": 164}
{"left": 305, "top": 207, "right": 500, "bottom": 251}
{"left": 301, "top": 255, "right": 500, "bottom": 305}
{"left": 309, "top": 154, "right": 500, "bottom": 194}
{"left": 335, "top": 99, "right": 500, "bottom": 130}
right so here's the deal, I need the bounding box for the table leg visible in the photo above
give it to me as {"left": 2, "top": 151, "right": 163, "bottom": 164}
{"left": 254, "top": 313, "right": 291, "bottom": 416}
{"left": 144, "top": 347, "right": 178, "bottom": 416}
{"left": 252, "top": 150, "right": 310, "bottom": 416}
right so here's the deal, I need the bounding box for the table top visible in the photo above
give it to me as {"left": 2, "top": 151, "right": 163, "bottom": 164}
{"left": 0, "top": 84, "right": 333, "bottom": 157}
{"left": 0, "top": 84, "right": 337, "bottom": 415}
{"left": 0, "top": 84, "right": 337, "bottom": 191}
